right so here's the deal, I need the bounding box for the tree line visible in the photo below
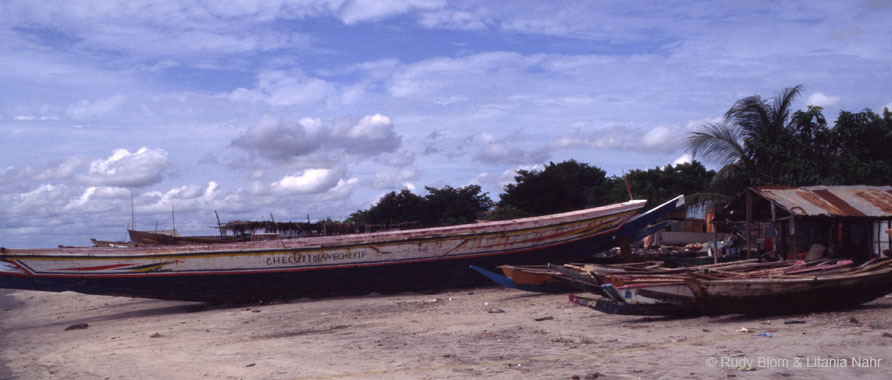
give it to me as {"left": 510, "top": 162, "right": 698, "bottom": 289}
{"left": 349, "top": 85, "right": 891, "bottom": 227}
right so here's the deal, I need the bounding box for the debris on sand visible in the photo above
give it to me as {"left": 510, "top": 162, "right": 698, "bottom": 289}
{"left": 64, "top": 323, "right": 89, "bottom": 331}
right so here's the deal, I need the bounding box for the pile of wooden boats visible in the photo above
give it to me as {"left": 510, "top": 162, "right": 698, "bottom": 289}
{"left": 473, "top": 257, "right": 892, "bottom": 315}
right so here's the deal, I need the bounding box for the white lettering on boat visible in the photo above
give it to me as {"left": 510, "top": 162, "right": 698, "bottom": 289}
{"left": 265, "top": 250, "right": 368, "bottom": 266}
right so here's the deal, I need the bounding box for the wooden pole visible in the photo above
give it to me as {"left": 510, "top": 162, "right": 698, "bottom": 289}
{"left": 215, "top": 211, "right": 224, "bottom": 238}
{"left": 746, "top": 190, "right": 753, "bottom": 259}
{"left": 130, "top": 192, "right": 135, "bottom": 231}
{"left": 770, "top": 201, "right": 777, "bottom": 258}
{"left": 619, "top": 237, "right": 632, "bottom": 262}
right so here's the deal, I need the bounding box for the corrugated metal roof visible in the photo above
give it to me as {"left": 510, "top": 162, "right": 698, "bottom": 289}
{"left": 752, "top": 186, "right": 892, "bottom": 218}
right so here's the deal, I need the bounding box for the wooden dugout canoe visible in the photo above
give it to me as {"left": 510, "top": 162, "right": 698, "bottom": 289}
{"left": 0, "top": 200, "right": 645, "bottom": 302}
{"left": 684, "top": 260, "right": 892, "bottom": 315}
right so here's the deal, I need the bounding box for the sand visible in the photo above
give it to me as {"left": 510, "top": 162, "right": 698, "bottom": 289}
{"left": 1, "top": 286, "right": 891, "bottom": 379}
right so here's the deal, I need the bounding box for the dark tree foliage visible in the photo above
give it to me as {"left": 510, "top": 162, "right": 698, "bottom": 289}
{"left": 608, "top": 161, "right": 716, "bottom": 209}
{"left": 498, "top": 160, "right": 612, "bottom": 216}
{"left": 774, "top": 106, "right": 836, "bottom": 185}
{"left": 764, "top": 107, "right": 892, "bottom": 187}
{"left": 689, "top": 85, "right": 892, "bottom": 195}
{"left": 347, "top": 189, "right": 424, "bottom": 226}
{"left": 831, "top": 108, "right": 892, "bottom": 185}
{"left": 421, "top": 185, "right": 493, "bottom": 226}
{"left": 347, "top": 185, "right": 493, "bottom": 228}
{"left": 486, "top": 204, "right": 530, "bottom": 221}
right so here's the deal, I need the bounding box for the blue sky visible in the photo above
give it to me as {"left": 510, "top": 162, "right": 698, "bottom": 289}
{"left": 1, "top": 1, "right": 891, "bottom": 248}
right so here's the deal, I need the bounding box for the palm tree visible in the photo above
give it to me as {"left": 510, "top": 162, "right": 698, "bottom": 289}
{"left": 687, "top": 85, "right": 803, "bottom": 191}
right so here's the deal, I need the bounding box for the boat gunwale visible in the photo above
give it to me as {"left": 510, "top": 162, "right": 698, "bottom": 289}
{"left": 2, "top": 201, "right": 645, "bottom": 259}
{"left": 698, "top": 264, "right": 892, "bottom": 286}
{"left": 4, "top": 219, "right": 632, "bottom": 279}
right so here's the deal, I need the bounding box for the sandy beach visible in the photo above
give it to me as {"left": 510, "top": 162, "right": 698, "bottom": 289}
{"left": 1, "top": 286, "right": 891, "bottom": 379}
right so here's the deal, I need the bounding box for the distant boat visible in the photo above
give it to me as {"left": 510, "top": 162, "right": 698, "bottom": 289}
{"left": 127, "top": 229, "right": 244, "bottom": 246}
{"left": 0, "top": 200, "right": 646, "bottom": 302}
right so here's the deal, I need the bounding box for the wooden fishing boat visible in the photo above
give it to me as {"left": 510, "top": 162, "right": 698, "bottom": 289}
{"left": 471, "top": 195, "right": 685, "bottom": 293}
{"left": 0, "top": 200, "right": 645, "bottom": 302}
{"left": 683, "top": 259, "right": 892, "bottom": 315}
{"left": 469, "top": 265, "right": 571, "bottom": 293}
{"left": 127, "top": 229, "right": 244, "bottom": 246}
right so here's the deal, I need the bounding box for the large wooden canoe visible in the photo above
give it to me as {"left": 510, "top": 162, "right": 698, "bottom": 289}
{"left": 684, "top": 259, "right": 892, "bottom": 315}
{"left": 0, "top": 200, "right": 645, "bottom": 302}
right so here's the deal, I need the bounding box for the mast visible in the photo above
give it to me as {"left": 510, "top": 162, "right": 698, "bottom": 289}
{"left": 130, "top": 192, "right": 135, "bottom": 231}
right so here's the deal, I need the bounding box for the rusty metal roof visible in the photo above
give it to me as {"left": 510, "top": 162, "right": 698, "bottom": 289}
{"left": 751, "top": 186, "right": 892, "bottom": 218}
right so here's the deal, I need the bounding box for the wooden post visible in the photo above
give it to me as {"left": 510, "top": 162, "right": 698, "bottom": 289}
{"left": 215, "top": 211, "right": 224, "bottom": 238}
{"left": 746, "top": 190, "right": 753, "bottom": 259}
{"left": 790, "top": 214, "right": 797, "bottom": 258}
{"left": 770, "top": 201, "right": 777, "bottom": 258}
{"left": 619, "top": 237, "right": 632, "bottom": 262}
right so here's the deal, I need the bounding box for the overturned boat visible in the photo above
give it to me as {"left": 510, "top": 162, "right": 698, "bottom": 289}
{"left": 0, "top": 200, "right": 645, "bottom": 302}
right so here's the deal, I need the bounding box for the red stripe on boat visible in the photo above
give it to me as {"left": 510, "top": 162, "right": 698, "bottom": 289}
{"left": 56, "top": 263, "right": 133, "bottom": 271}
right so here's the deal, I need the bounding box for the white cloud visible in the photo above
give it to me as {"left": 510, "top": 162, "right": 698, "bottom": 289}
{"left": 12, "top": 115, "right": 58, "bottom": 121}
{"left": 475, "top": 141, "right": 549, "bottom": 165}
{"left": 377, "top": 150, "right": 415, "bottom": 168}
{"left": 272, "top": 168, "right": 342, "bottom": 194}
{"left": 418, "top": 9, "right": 487, "bottom": 30}
{"left": 371, "top": 167, "right": 420, "bottom": 189}
{"left": 498, "top": 165, "right": 543, "bottom": 188}
{"left": 33, "top": 157, "right": 87, "bottom": 180}
{"left": 388, "top": 52, "right": 533, "bottom": 98}
{"left": 806, "top": 92, "right": 842, "bottom": 108}
{"left": 67, "top": 95, "right": 125, "bottom": 118}
{"left": 11, "top": 184, "right": 71, "bottom": 216}
{"left": 227, "top": 70, "right": 336, "bottom": 106}
{"left": 0, "top": 158, "right": 87, "bottom": 190}
{"left": 548, "top": 124, "right": 689, "bottom": 154}
{"left": 673, "top": 153, "right": 693, "bottom": 166}
{"left": 474, "top": 131, "right": 549, "bottom": 165}
{"left": 337, "top": 0, "right": 445, "bottom": 24}
{"left": 81, "top": 147, "right": 173, "bottom": 188}
{"left": 64, "top": 186, "right": 129, "bottom": 213}
{"left": 232, "top": 114, "right": 402, "bottom": 160}
{"left": 330, "top": 114, "right": 401, "bottom": 155}
{"left": 231, "top": 116, "right": 328, "bottom": 161}
{"left": 324, "top": 177, "right": 361, "bottom": 200}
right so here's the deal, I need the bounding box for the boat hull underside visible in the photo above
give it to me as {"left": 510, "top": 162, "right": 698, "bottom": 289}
{"left": 0, "top": 235, "right": 614, "bottom": 302}
{"left": 700, "top": 275, "right": 892, "bottom": 315}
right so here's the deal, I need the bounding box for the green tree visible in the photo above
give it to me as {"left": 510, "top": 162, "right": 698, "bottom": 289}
{"left": 347, "top": 189, "right": 424, "bottom": 226}
{"left": 498, "top": 160, "right": 612, "bottom": 216}
{"left": 687, "top": 85, "right": 803, "bottom": 192}
{"left": 610, "top": 161, "right": 715, "bottom": 209}
{"left": 775, "top": 105, "right": 836, "bottom": 185}
{"left": 347, "top": 185, "right": 493, "bottom": 228}
{"left": 421, "top": 185, "right": 493, "bottom": 226}
{"left": 831, "top": 108, "right": 892, "bottom": 185}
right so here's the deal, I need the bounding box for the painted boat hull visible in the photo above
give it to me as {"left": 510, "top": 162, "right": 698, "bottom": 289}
{"left": 691, "top": 263, "right": 892, "bottom": 315}
{"left": 469, "top": 265, "right": 571, "bottom": 293}
{"left": 128, "top": 230, "right": 244, "bottom": 245}
{"left": 0, "top": 201, "right": 645, "bottom": 302}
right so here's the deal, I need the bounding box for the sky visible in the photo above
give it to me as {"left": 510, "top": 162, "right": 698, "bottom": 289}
{"left": 1, "top": 1, "right": 891, "bottom": 248}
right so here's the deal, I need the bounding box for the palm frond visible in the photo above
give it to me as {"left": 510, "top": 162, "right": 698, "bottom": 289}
{"left": 726, "top": 95, "right": 771, "bottom": 138}
{"left": 772, "top": 84, "right": 803, "bottom": 129}
{"left": 686, "top": 121, "right": 746, "bottom": 166}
